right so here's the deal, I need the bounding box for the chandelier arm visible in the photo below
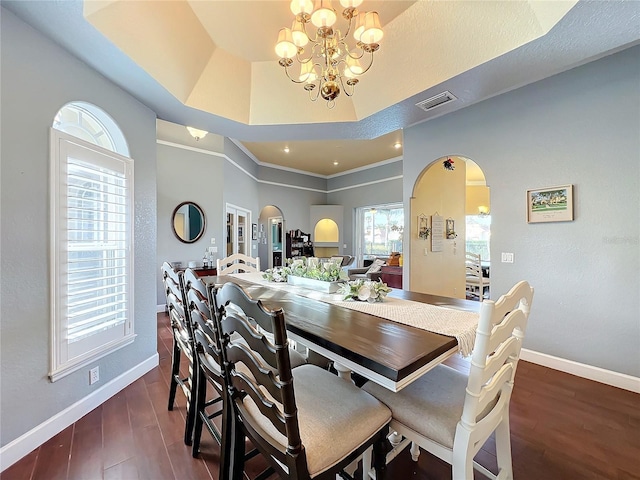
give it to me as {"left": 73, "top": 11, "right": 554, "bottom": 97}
{"left": 356, "top": 51, "right": 375, "bottom": 76}
{"left": 282, "top": 64, "right": 311, "bottom": 84}
{"left": 342, "top": 43, "right": 366, "bottom": 62}
{"left": 337, "top": 74, "right": 355, "bottom": 97}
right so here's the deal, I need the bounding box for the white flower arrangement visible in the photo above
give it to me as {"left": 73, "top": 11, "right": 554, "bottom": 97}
{"left": 288, "top": 257, "right": 348, "bottom": 282}
{"left": 338, "top": 279, "right": 392, "bottom": 303}
{"left": 263, "top": 257, "right": 349, "bottom": 283}
{"left": 262, "top": 266, "right": 290, "bottom": 282}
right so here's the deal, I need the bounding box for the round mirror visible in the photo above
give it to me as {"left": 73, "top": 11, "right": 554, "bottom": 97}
{"left": 172, "top": 201, "right": 206, "bottom": 243}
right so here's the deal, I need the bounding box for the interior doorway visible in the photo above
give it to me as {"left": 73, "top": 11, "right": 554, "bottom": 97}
{"left": 409, "top": 156, "right": 490, "bottom": 298}
{"left": 225, "top": 204, "right": 251, "bottom": 257}
{"left": 258, "top": 205, "right": 285, "bottom": 269}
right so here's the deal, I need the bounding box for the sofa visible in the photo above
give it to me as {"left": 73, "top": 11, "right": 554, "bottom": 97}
{"left": 348, "top": 257, "right": 388, "bottom": 281}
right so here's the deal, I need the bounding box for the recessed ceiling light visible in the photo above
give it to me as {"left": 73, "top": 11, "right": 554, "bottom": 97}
{"left": 284, "top": 147, "right": 290, "bottom": 153}
{"left": 333, "top": 161, "right": 339, "bottom": 165}
{"left": 394, "top": 142, "right": 402, "bottom": 149}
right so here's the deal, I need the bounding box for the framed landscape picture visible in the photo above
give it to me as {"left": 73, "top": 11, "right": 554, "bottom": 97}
{"left": 527, "top": 184, "right": 574, "bottom": 223}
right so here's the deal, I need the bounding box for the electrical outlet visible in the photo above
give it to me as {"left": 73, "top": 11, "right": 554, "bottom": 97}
{"left": 210, "top": 237, "right": 216, "bottom": 245}
{"left": 89, "top": 366, "right": 99, "bottom": 385}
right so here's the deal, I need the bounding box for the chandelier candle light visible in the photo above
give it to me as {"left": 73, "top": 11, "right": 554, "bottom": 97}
{"left": 275, "top": 0, "right": 383, "bottom": 108}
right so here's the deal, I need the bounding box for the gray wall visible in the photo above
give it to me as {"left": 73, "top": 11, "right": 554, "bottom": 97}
{"left": 156, "top": 141, "right": 225, "bottom": 304}
{"left": 155, "top": 135, "right": 326, "bottom": 304}
{"left": 403, "top": 45, "right": 640, "bottom": 377}
{"left": 1, "top": 9, "right": 158, "bottom": 447}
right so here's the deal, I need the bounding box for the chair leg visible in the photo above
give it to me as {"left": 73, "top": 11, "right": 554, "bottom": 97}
{"left": 495, "top": 416, "right": 514, "bottom": 479}
{"left": 410, "top": 441, "right": 421, "bottom": 462}
{"left": 452, "top": 435, "right": 474, "bottom": 480}
{"left": 184, "top": 360, "right": 197, "bottom": 446}
{"left": 168, "top": 336, "right": 181, "bottom": 411}
{"left": 191, "top": 369, "right": 206, "bottom": 458}
{"left": 220, "top": 395, "right": 245, "bottom": 480}
{"left": 372, "top": 428, "right": 389, "bottom": 480}
{"left": 361, "top": 446, "right": 372, "bottom": 480}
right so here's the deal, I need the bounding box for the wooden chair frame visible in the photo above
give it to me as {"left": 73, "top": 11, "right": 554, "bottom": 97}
{"left": 371, "top": 281, "right": 534, "bottom": 480}
{"left": 217, "top": 253, "right": 261, "bottom": 275}
{"left": 466, "top": 252, "right": 490, "bottom": 300}
{"left": 212, "top": 281, "right": 389, "bottom": 480}
{"left": 161, "top": 262, "right": 197, "bottom": 446}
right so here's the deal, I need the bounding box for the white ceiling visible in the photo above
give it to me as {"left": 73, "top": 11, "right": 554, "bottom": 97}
{"left": 3, "top": 0, "right": 639, "bottom": 175}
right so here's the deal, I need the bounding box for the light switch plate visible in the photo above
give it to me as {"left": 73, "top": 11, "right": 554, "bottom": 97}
{"left": 501, "top": 252, "right": 514, "bottom": 263}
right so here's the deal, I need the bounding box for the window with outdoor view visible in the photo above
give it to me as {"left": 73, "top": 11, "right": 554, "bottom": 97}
{"left": 357, "top": 204, "right": 404, "bottom": 260}
{"left": 466, "top": 214, "right": 491, "bottom": 261}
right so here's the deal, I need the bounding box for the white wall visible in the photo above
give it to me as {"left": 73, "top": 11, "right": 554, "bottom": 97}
{"left": 1, "top": 9, "right": 158, "bottom": 447}
{"left": 403, "top": 45, "right": 640, "bottom": 377}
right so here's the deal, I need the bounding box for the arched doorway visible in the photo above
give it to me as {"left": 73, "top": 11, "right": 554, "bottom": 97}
{"left": 258, "top": 205, "right": 285, "bottom": 269}
{"left": 409, "top": 156, "right": 490, "bottom": 299}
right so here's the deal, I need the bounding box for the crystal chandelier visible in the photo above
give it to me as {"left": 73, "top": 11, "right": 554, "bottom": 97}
{"left": 275, "top": 0, "right": 383, "bottom": 108}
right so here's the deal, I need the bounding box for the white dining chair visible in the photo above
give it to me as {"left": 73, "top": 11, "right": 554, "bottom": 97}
{"left": 217, "top": 252, "right": 260, "bottom": 275}
{"left": 466, "top": 252, "right": 489, "bottom": 300}
{"left": 362, "top": 280, "right": 534, "bottom": 480}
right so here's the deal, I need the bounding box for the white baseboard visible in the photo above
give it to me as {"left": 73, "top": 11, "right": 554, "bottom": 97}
{"left": 520, "top": 348, "right": 640, "bottom": 393}
{"left": 0, "top": 353, "right": 159, "bottom": 472}
{"left": 157, "top": 304, "right": 166, "bottom": 313}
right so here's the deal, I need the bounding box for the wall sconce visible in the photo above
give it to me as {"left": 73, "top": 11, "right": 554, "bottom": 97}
{"left": 186, "top": 126, "right": 208, "bottom": 141}
{"left": 478, "top": 205, "right": 490, "bottom": 216}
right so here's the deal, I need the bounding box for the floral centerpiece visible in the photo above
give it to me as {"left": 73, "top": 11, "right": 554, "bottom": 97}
{"left": 338, "top": 279, "right": 392, "bottom": 303}
{"left": 262, "top": 266, "right": 290, "bottom": 283}
{"left": 265, "top": 257, "right": 348, "bottom": 293}
{"left": 287, "top": 257, "right": 348, "bottom": 282}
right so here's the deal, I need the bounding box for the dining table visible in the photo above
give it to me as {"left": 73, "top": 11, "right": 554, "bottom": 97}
{"left": 203, "top": 273, "right": 481, "bottom": 393}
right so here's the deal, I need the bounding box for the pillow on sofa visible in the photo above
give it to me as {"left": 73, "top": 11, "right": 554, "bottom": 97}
{"left": 330, "top": 256, "right": 345, "bottom": 267}
{"left": 366, "top": 258, "right": 386, "bottom": 274}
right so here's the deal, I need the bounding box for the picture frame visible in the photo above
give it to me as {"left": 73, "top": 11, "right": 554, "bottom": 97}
{"left": 252, "top": 223, "right": 257, "bottom": 240}
{"left": 238, "top": 225, "right": 244, "bottom": 243}
{"left": 446, "top": 218, "right": 456, "bottom": 239}
{"left": 526, "top": 184, "right": 574, "bottom": 223}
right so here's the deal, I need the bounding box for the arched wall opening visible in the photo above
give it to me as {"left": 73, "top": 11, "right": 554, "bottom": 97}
{"left": 258, "top": 205, "right": 285, "bottom": 269}
{"left": 409, "top": 156, "right": 490, "bottom": 298}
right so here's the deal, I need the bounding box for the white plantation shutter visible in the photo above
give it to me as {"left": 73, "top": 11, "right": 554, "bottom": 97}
{"left": 50, "top": 129, "right": 135, "bottom": 381}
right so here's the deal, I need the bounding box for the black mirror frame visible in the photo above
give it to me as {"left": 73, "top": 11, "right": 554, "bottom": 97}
{"left": 172, "top": 201, "right": 206, "bottom": 244}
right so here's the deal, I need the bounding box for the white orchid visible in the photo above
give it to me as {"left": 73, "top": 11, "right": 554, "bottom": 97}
{"left": 339, "top": 279, "right": 392, "bottom": 302}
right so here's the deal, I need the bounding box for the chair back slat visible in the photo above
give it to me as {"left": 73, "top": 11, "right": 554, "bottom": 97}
{"left": 183, "top": 269, "right": 223, "bottom": 376}
{"left": 184, "top": 268, "right": 208, "bottom": 303}
{"left": 213, "top": 282, "right": 302, "bottom": 458}
{"left": 485, "top": 308, "right": 528, "bottom": 359}
{"left": 475, "top": 362, "right": 515, "bottom": 415}
{"left": 465, "top": 252, "right": 483, "bottom": 278}
{"left": 479, "top": 335, "right": 520, "bottom": 387}
{"left": 229, "top": 366, "right": 288, "bottom": 437}
{"left": 460, "top": 281, "right": 534, "bottom": 431}
{"left": 221, "top": 313, "right": 278, "bottom": 367}
{"left": 217, "top": 253, "right": 261, "bottom": 275}
{"left": 162, "top": 262, "right": 187, "bottom": 304}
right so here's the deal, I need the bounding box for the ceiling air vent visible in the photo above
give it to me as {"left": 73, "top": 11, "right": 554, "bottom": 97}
{"left": 415, "top": 91, "right": 457, "bottom": 112}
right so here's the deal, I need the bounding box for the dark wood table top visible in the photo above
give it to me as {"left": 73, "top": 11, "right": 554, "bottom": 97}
{"left": 205, "top": 275, "right": 480, "bottom": 391}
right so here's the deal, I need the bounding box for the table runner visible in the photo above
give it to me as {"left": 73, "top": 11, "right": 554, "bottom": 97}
{"left": 228, "top": 273, "right": 479, "bottom": 356}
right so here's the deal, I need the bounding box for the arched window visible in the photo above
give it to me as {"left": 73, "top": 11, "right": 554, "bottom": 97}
{"left": 53, "top": 101, "right": 129, "bottom": 155}
{"left": 50, "top": 102, "right": 134, "bottom": 381}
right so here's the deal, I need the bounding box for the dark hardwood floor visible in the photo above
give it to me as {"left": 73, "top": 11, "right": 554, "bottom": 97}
{"left": 3, "top": 313, "right": 639, "bottom": 480}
